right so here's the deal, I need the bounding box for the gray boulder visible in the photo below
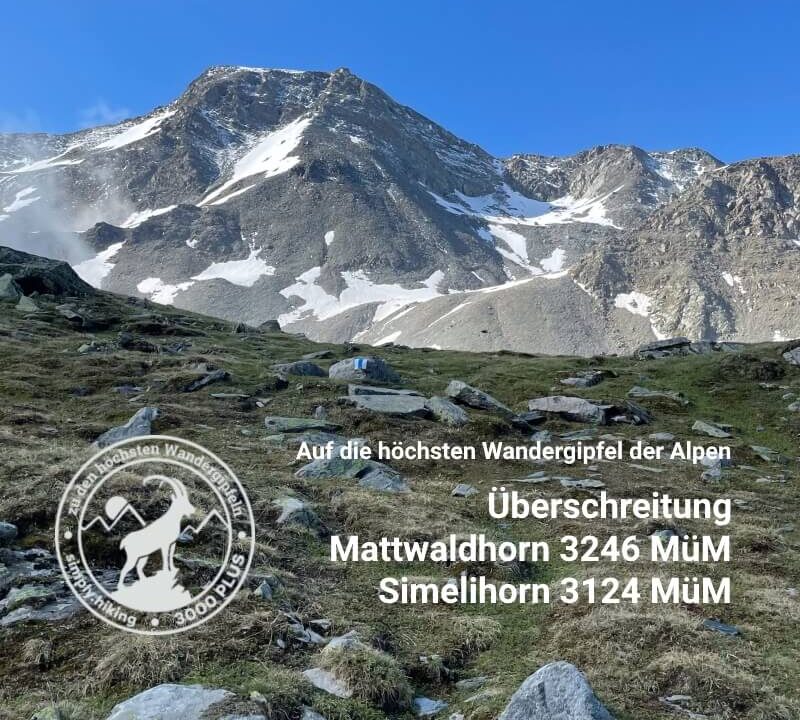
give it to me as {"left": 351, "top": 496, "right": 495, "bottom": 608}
{"left": 446, "top": 380, "right": 514, "bottom": 419}
{"left": 94, "top": 407, "right": 159, "bottom": 448}
{"left": 636, "top": 337, "right": 691, "bottom": 359}
{"left": 182, "top": 368, "right": 230, "bottom": 392}
{"left": 348, "top": 384, "right": 421, "bottom": 396}
{"left": 0, "top": 273, "right": 21, "bottom": 302}
{"left": 627, "top": 386, "right": 688, "bottom": 405}
{"left": 750, "top": 445, "right": 788, "bottom": 463}
{"left": 272, "top": 361, "right": 326, "bottom": 377}
{"left": 452, "top": 483, "right": 478, "bottom": 498}
{"left": 329, "top": 356, "right": 400, "bottom": 383}
{"left": 343, "top": 394, "right": 431, "bottom": 418}
{"left": 0, "top": 521, "right": 18, "bottom": 545}
{"left": 426, "top": 396, "right": 470, "bottom": 426}
{"left": 16, "top": 294, "right": 40, "bottom": 313}
{"left": 528, "top": 396, "right": 613, "bottom": 424}
{"left": 560, "top": 371, "right": 605, "bottom": 388}
{"left": 264, "top": 416, "right": 339, "bottom": 433}
{"left": 295, "top": 456, "right": 409, "bottom": 492}
{"left": 273, "top": 496, "right": 324, "bottom": 532}
{"left": 692, "top": 420, "right": 732, "bottom": 438}
{"left": 104, "top": 684, "right": 264, "bottom": 720}
{"left": 783, "top": 346, "right": 800, "bottom": 366}
{"left": 498, "top": 662, "right": 614, "bottom": 720}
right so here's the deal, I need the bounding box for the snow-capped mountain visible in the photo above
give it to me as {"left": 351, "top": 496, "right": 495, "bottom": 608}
{"left": 1, "top": 66, "right": 798, "bottom": 353}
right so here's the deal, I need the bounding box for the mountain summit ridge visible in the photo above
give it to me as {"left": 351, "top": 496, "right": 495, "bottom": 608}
{"left": 1, "top": 66, "right": 797, "bottom": 353}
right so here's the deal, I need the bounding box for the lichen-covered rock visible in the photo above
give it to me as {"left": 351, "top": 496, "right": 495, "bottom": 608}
{"left": 498, "top": 662, "right": 614, "bottom": 720}
{"left": 93, "top": 407, "right": 159, "bottom": 448}
{"left": 446, "top": 380, "right": 514, "bottom": 419}
{"left": 329, "top": 356, "right": 400, "bottom": 383}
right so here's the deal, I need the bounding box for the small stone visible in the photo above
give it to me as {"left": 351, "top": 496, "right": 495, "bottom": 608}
{"left": 272, "top": 361, "right": 326, "bottom": 377}
{"left": 455, "top": 677, "right": 488, "bottom": 691}
{"left": 93, "top": 407, "right": 159, "bottom": 448}
{"left": 15, "top": 294, "right": 40, "bottom": 313}
{"left": 254, "top": 581, "right": 273, "bottom": 600}
{"left": 560, "top": 478, "right": 605, "bottom": 489}
{"left": 628, "top": 386, "right": 688, "bottom": 405}
{"left": 528, "top": 396, "right": 613, "bottom": 424}
{"left": 303, "top": 668, "right": 352, "bottom": 698}
{"left": 0, "top": 521, "right": 18, "bottom": 545}
{"left": 347, "top": 384, "right": 422, "bottom": 397}
{"left": 343, "top": 394, "right": 431, "bottom": 418}
{"left": 750, "top": 445, "right": 788, "bottom": 463}
{"left": 264, "top": 417, "right": 339, "bottom": 433}
{"left": 446, "top": 380, "right": 514, "bottom": 419}
{"left": 452, "top": 483, "right": 478, "bottom": 498}
{"left": 182, "top": 369, "right": 230, "bottom": 392}
{"left": 648, "top": 432, "right": 675, "bottom": 442}
{"left": 530, "top": 430, "right": 552, "bottom": 442}
{"left": 413, "top": 698, "right": 448, "bottom": 717}
{"left": 692, "top": 420, "right": 732, "bottom": 438}
{"left": 560, "top": 371, "right": 605, "bottom": 388}
{"left": 702, "top": 619, "right": 740, "bottom": 636}
{"left": 426, "top": 396, "right": 469, "bottom": 427}
{"left": 329, "top": 356, "right": 400, "bottom": 383}
{"left": 0, "top": 273, "right": 21, "bottom": 302}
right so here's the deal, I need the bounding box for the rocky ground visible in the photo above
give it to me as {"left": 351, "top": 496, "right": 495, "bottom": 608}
{"left": 0, "top": 248, "right": 799, "bottom": 720}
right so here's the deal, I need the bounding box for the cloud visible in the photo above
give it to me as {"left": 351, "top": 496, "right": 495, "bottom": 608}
{"left": 78, "top": 100, "right": 130, "bottom": 128}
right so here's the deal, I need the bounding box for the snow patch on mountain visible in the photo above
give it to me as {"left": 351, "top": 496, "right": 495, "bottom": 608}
{"left": 6, "top": 146, "right": 84, "bottom": 174}
{"left": 278, "top": 268, "right": 446, "bottom": 326}
{"left": 2, "top": 187, "right": 39, "bottom": 212}
{"left": 190, "top": 247, "right": 275, "bottom": 287}
{"left": 324, "top": 230, "right": 335, "bottom": 245}
{"left": 121, "top": 205, "right": 178, "bottom": 228}
{"left": 137, "top": 277, "right": 195, "bottom": 304}
{"left": 614, "top": 291, "right": 653, "bottom": 317}
{"left": 94, "top": 110, "right": 176, "bottom": 151}
{"left": 73, "top": 241, "right": 126, "bottom": 287}
{"left": 199, "top": 115, "right": 312, "bottom": 205}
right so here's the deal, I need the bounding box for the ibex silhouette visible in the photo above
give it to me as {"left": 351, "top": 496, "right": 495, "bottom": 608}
{"left": 118, "top": 475, "right": 196, "bottom": 590}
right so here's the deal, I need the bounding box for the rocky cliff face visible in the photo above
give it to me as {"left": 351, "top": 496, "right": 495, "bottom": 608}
{"left": 0, "top": 66, "right": 797, "bottom": 353}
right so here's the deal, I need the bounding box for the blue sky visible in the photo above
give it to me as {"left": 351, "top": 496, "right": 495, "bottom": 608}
{"left": 2, "top": 1, "right": 799, "bottom": 162}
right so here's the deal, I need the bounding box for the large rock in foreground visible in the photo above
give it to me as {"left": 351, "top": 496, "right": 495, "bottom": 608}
{"left": 0, "top": 246, "right": 95, "bottom": 297}
{"left": 105, "top": 683, "right": 265, "bottom": 720}
{"left": 329, "top": 356, "right": 400, "bottom": 383}
{"left": 446, "top": 380, "right": 514, "bottom": 419}
{"left": 498, "top": 662, "right": 614, "bottom": 720}
{"left": 528, "top": 396, "right": 613, "bottom": 424}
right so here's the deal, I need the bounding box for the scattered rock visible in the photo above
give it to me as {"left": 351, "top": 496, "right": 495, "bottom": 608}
{"left": 413, "top": 698, "right": 448, "bottom": 717}
{"left": 781, "top": 344, "right": 800, "bottom": 366}
{"left": 702, "top": 619, "right": 740, "bottom": 636}
{"left": 560, "top": 478, "right": 605, "bottom": 489}
{"left": 329, "top": 356, "right": 400, "bottom": 383}
{"left": 455, "top": 677, "right": 488, "bottom": 691}
{"left": 103, "top": 684, "right": 254, "bottom": 720}
{"left": 636, "top": 337, "right": 691, "bottom": 359}
{"left": 118, "top": 331, "right": 158, "bottom": 353}
{"left": 303, "top": 668, "right": 352, "bottom": 698}
{"left": 560, "top": 371, "right": 605, "bottom": 388}
{"left": 94, "top": 407, "right": 159, "bottom": 448}
{"left": 295, "top": 456, "right": 409, "bottom": 493}
{"left": 348, "top": 384, "right": 422, "bottom": 396}
{"left": 273, "top": 496, "right": 325, "bottom": 532}
{"left": 254, "top": 581, "right": 273, "bottom": 600}
{"left": 0, "top": 273, "right": 22, "bottom": 302}
{"left": 627, "top": 386, "right": 688, "bottom": 405}
{"left": 498, "top": 661, "right": 614, "bottom": 720}
{"left": 426, "top": 396, "right": 470, "bottom": 427}
{"left": 182, "top": 368, "right": 230, "bottom": 392}
{"left": 691, "top": 420, "right": 732, "bottom": 438}
{"left": 303, "top": 350, "right": 334, "bottom": 360}
{"left": 264, "top": 417, "right": 339, "bottom": 433}
{"left": 452, "top": 483, "right": 478, "bottom": 498}
{"left": 750, "top": 445, "right": 788, "bottom": 463}
{"left": 16, "top": 294, "right": 40, "bottom": 313}
{"left": 258, "top": 374, "right": 290, "bottom": 392}
{"left": 5, "top": 584, "right": 57, "bottom": 612}
{"left": 0, "top": 521, "right": 18, "bottom": 545}
{"left": 446, "top": 380, "right": 514, "bottom": 419}
{"left": 648, "top": 432, "right": 675, "bottom": 442}
{"left": 530, "top": 430, "right": 552, "bottom": 442}
{"left": 528, "top": 396, "right": 613, "bottom": 424}
{"left": 259, "top": 319, "right": 282, "bottom": 332}
{"left": 343, "top": 394, "right": 431, "bottom": 418}
{"left": 272, "top": 361, "right": 326, "bottom": 377}
{"left": 560, "top": 429, "right": 596, "bottom": 441}
{"left": 788, "top": 401, "right": 800, "bottom": 412}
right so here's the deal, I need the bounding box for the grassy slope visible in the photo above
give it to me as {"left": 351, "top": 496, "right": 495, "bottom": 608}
{"left": 0, "top": 290, "right": 798, "bottom": 720}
